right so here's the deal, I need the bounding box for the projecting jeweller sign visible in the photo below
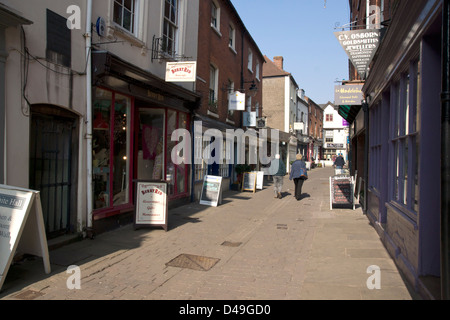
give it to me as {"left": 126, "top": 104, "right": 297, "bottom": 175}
{"left": 334, "top": 29, "right": 381, "bottom": 78}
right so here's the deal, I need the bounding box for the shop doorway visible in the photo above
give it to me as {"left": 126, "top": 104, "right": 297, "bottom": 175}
{"left": 29, "top": 105, "right": 78, "bottom": 238}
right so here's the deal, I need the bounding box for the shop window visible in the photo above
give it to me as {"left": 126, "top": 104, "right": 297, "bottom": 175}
{"left": 92, "top": 88, "right": 131, "bottom": 210}
{"left": 219, "top": 141, "right": 230, "bottom": 178}
{"left": 369, "top": 101, "right": 382, "bottom": 192}
{"left": 389, "top": 60, "right": 420, "bottom": 217}
{"left": 137, "top": 109, "right": 165, "bottom": 181}
{"left": 166, "top": 110, "right": 188, "bottom": 196}
{"left": 195, "top": 138, "right": 209, "bottom": 182}
{"left": 137, "top": 108, "right": 188, "bottom": 198}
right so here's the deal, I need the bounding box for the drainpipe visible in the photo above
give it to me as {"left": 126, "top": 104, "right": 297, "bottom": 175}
{"left": 85, "top": 0, "right": 94, "bottom": 236}
{"left": 441, "top": 0, "right": 450, "bottom": 301}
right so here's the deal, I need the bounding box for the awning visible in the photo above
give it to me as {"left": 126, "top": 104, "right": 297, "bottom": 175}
{"left": 338, "top": 105, "right": 361, "bottom": 124}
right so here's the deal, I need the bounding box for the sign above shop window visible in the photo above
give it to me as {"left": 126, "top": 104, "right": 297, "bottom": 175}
{"left": 165, "top": 61, "right": 197, "bottom": 82}
{"left": 334, "top": 29, "right": 381, "bottom": 78}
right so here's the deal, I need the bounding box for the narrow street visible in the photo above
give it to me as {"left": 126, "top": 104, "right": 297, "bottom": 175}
{"left": 0, "top": 167, "right": 417, "bottom": 302}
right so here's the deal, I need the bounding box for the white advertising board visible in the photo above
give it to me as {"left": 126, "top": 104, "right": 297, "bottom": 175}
{"left": 199, "top": 175, "right": 223, "bottom": 207}
{"left": 228, "top": 91, "right": 246, "bottom": 111}
{"left": 0, "top": 185, "right": 51, "bottom": 291}
{"left": 165, "top": 61, "right": 197, "bottom": 82}
{"left": 134, "top": 181, "right": 168, "bottom": 231}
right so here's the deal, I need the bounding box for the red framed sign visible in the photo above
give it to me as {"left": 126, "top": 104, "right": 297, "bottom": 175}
{"left": 134, "top": 181, "right": 168, "bottom": 231}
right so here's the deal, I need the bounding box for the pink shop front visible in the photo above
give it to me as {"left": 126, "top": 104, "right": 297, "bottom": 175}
{"left": 91, "top": 52, "right": 200, "bottom": 232}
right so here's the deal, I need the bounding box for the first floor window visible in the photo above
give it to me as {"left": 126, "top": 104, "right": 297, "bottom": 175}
{"left": 113, "top": 0, "right": 137, "bottom": 35}
{"left": 163, "top": 0, "right": 179, "bottom": 55}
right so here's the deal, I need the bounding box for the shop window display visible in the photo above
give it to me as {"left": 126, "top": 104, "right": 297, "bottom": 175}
{"left": 92, "top": 88, "right": 131, "bottom": 210}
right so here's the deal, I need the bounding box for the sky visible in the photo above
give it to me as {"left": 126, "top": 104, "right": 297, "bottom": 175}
{"left": 230, "top": 0, "right": 351, "bottom": 104}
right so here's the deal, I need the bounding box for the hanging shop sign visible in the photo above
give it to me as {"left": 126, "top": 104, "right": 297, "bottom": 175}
{"left": 134, "top": 181, "right": 168, "bottom": 231}
{"left": 228, "top": 91, "right": 246, "bottom": 111}
{"left": 200, "top": 175, "right": 223, "bottom": 207}
{"left": 334, "top": 29, "right": 381, "bottom": 78}
{"left": 165, "top": 61, "right": 197, "bottom": 82}
{"left": 243, "top": 111, "right": 256, "bottom": 127}
{"left": 0, "top": 185, "right": 51, "bottom": 291}
{"left": 334, "top": 84, "right": 364, "bottom": 106}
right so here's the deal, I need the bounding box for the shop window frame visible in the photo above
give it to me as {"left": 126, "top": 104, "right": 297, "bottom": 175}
{"left": 92, "top": 87, "right": 134, "bottom": 219}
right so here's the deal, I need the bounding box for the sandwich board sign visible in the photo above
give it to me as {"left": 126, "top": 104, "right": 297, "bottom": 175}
{"left": 200, "top": 175, "right": 223, "bottom": 207}
{"left": 0, "top": 185, "right": 51, "bottom": 291}
{"left": 255, "top": 171, "right": 264, "bottom": 190}
{"left": 242, "top": 172, "right": 257, "bottom": 193}
{"left": 134, "top": 181, "right": 168, "bottom": 231}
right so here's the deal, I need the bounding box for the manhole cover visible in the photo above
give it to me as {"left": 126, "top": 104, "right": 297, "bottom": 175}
{"left": 277, "top": 224, "right": 288, "bottom": 230}
{"left": 221, "top": 241, "right": 242, "bottom": 247}
{"left": 166, "top": 254, "right": 220, "bottom": 271}
{"left": 14, "top": 289, "right": 45, "bottom": 300}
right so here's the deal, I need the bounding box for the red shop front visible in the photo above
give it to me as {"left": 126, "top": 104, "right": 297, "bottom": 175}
{"left": 91, "top": 52, "right": 200, "bottom": 232}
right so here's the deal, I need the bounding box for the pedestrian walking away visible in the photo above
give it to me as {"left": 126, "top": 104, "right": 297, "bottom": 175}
{"left": 269, "top": 154, "right": 286, "bottom": 199}
{"left": 289, "top": 154, "right": 308, "bottom": 201}
{"left": 334, "top": 153, "right": 345, "bottom": 169}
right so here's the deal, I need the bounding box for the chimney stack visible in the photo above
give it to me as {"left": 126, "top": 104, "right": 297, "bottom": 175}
{"left": 273, "top": 56, "right": 284, "bottom": 70}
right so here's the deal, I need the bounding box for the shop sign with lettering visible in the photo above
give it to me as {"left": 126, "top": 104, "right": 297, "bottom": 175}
{"left": 165, "top": 61, "right": 197, "bottom": 82}
{"left": 0, "top": 185, "right": 51, "bottom": 291}
{"left": 334, "top": 29, "right": 381, "bottom": 78}
{"left": 334, "top": 85, "right": 364, "bottom": 106}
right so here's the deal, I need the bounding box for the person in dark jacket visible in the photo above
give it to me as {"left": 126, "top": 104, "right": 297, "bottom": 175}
{"left": 334, "top": 153, "right": 345, "bottom": 169}
{"left": 289, "top": 154, "right": 308, "bottom": 201}
{"left": 269, "top": 154, "right": 286, "bottom": 199}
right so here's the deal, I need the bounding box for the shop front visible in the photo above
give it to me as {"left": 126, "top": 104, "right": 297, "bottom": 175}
{"left": 91, "top": 52, "right": 200, "bottom": 231}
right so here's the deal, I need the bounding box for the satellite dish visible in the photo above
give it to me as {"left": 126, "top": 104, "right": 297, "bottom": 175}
{"left": 96, "top": 17, "right": 106, "bottom": 37}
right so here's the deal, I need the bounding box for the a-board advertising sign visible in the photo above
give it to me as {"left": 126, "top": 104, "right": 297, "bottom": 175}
{"left": 0, "top": 185, "right": 51, "bottom": 291}
{"left": 199, "top": 175, "right": 223, "bottom": 207}
{"left": 242, "top": 172, "right": 257, "bottom": 193}
{"left": 329, "top": 176, "right": 355, "bottom": 210}
{"left": 255, "top": 171, "right": 264, "bottom": 190}
{"left": 134, "top": 181, "right": 168, "bottom": 231}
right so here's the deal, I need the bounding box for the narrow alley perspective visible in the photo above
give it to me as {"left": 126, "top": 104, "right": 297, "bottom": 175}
{"left": 0, "top": 167, "right": 418, "bottom": 303}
